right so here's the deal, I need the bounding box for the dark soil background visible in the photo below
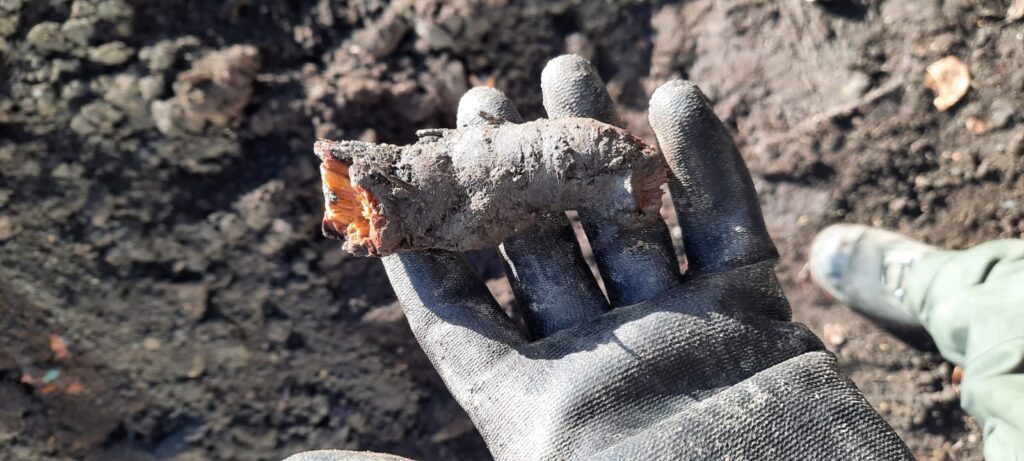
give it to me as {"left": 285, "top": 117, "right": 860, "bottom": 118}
{"left": 1, "top": 1, "right": 1022, "bottom": 460}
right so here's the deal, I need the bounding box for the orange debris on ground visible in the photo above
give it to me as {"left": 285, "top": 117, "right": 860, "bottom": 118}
{"left": 65, "top": 381, "right": 86, "bottom": 395}
{"left": 965, "top": 116, "right": 987, "bottom": 135}
{"left": 50, "top": 335, "right": 69, "bottom": 360}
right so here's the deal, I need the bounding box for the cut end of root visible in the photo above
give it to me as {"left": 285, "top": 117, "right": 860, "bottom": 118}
{"left": 631, "top": 151, "right": 669, "bottom": 214}
{"left": 320, "top": 157, "right": 384, "bottom": 256}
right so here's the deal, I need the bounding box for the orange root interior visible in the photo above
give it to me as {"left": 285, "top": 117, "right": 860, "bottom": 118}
{"left": 321, "top": 158, "right": 382, "bottom": 249}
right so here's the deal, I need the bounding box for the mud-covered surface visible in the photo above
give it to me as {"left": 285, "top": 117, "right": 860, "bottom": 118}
{"left": 317, "top": 118, "right": 663, "bottom": 256}
{"left": 1, "top": 1, "right": 1021, "bottom": 460}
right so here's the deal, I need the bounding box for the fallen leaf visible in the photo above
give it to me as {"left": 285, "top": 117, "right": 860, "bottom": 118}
{"left": 49, "top": 335, "right": 69, "bottom": 360}
{"left": 1008, "top": 0, "right": 1024, "bottom": 22}
{"left": 966, "top": 116, "right": 988, "bottom": 134}
{"left": 924, "top": 56, "right": 971, "bottom": 112}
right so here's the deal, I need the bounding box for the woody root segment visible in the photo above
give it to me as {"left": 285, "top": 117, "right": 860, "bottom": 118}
{"left": 315, "top": 117, "right": 667, "bottom": 257}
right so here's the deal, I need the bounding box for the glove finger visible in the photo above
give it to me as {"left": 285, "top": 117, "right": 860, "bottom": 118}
{"left": 648, "top": 80, "right": 777, "bottom": 276}
{"left": 456, "top": 86, "right": 523, "bottom": 128}
{"left": 457, "top": 86, "right": 607, "bottom": 339}
{"left": 541, "top": 54, "right": 679, "bottom": 306}
{"left": 500, "top": 214, "right": 608, "bottom": 338}
{"left": 383, "top": 251, "right": 525, "bottom": 391}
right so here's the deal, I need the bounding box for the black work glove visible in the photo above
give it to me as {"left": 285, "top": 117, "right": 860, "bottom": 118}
{"left": 384, "top": 55, "right": 913, "bottom": 460}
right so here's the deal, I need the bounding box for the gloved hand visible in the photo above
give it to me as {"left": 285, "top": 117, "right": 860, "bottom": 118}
{"left": 384, "top": 55, "right": 912, "bottom": 460}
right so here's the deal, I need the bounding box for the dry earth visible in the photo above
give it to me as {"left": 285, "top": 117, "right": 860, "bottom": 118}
{"left": 2, "top": 1, "right": 1022, "bottom": 460}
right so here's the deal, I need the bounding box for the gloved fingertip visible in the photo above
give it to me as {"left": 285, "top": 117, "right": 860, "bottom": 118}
{"left": 540, "top": 54, "right": 619, "bottom": 125}
{"left": 648, "top": 79, "right": 707, "bottom": 144}
{"left": 648, "top": 79, "right": 777, "bottom": 274}
{"left": 457, "top": 86, "right": 523, "bottom": 128}
{"left": 540, "top": 54, "right": 593, "bottom": 84}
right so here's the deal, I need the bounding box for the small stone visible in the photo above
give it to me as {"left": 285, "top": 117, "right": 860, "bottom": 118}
{"left": 138, "top": 75, "right": 165, "bottom": 100}
{"left": 95, "top": 0, "right": 133, "bottom": 21}
{"left": 13, "top": 160, "right": 39, "bottom": 177}
{"left": 186, "top": 355, "right": 205, "bottom": 379}
{"left": 143, "top": 337, "right": 161, "bottom": 350}
{"left": 102, "top": 74, "right": 150, "bottom": 120}
{"left": 841, "top": 71, "right": 872, "bottom": 99}
{"left": 61, "top": 79, "right": 87, "bottom": 101}
{"left": 0, "top": 216, "right": 16, "bottom": 241}
{"left": 88, "top": 41, "right": 135, "bottom": 66}
{"left": 888, "top": 197, "right": 908, "bottom": 212}
{"left": 266, "top": 322, "right": 297, "bottom": 345}
{"left": 965, "top": 116, "right": 987, "bottom": 134}
{"left": 0, "top": 13, "right": 18, "bottom": 38}
{"left": 990, "top": 100, "right": 1015, "bottom": 129}
{"left": 30, "top": 84, "right": 57, "bottom": 117}
{"left": 52, "top": 162, "right": 84, "bottom": 179}
{"left": 149, "top": 97, "right": 205, "bottom": 137}
{"left": 49, "top": 59, "right": 81, "bottom": 82}
{"left": 70, "top": 0, "right": 97, "bottom": 18}
{"left": 60, "top": 18, "right": 95, "bottom": 47}
{"left": 140, "top": 40, "right": 178, "bottom": 72}
{"left": 26, "top": 22, "right": 69, "bottom": 53}
{"left": 822, "top": 323, "right": 846, "bottom": 347}
{"left": 177, "top": 283, "right": 209, "bottom": 320}
{"left": 69, "top": 100, "right": 123, "bottom": 136}
{"left": 0, "top": 0, "right": 24, "bottom": 11}
{"left": 171, "top": 44, "right": 261, "bottom": 128}
{"left": 414, "top": 19, "right": 455, "bottom": 52}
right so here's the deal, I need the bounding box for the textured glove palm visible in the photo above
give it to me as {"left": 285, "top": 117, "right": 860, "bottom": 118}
{"left": 383, "top": 56, "right": 912, "bottom": 460}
